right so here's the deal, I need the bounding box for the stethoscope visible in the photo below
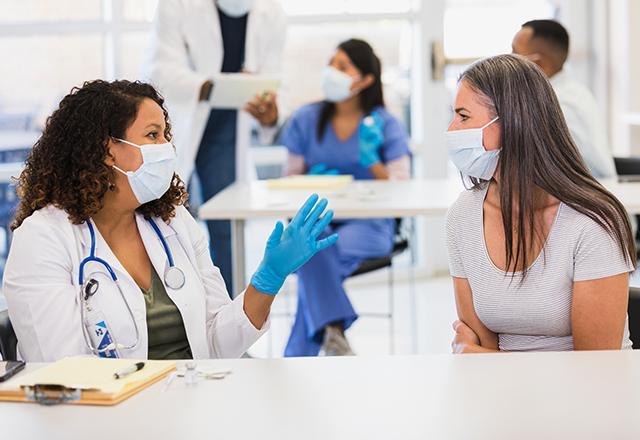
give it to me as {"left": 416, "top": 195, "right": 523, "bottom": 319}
{"left": 78, "top": 218, "right": 186, "bottom": 355}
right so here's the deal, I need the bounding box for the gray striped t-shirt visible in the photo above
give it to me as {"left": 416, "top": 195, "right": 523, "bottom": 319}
{"left": 446, "top": 186, "right": 634, "bottom": 351}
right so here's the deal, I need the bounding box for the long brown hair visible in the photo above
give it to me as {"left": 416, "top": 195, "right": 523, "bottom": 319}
{"left": 12, "top": 79, "right": 188, "bottom": 230}
{"left": 461, "top": 54, "right": 635, "bottom": 277}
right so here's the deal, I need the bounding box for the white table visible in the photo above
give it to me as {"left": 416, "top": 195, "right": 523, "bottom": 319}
{"left": 198, "top": 179, "right": 464, "bottom": 295}
{"left": 2, "top": 350, "right": 640, "bottom": 439}
{"left": 199, "top": 178, "right": 640, "bottom": 294}
{"left": 603, "top": 179, "right": 640, "bottom": 214}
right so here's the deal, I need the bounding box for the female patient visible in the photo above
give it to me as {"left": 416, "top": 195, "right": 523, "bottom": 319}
{"left": 446, "top": 54, "right": 636, "bottom": 353}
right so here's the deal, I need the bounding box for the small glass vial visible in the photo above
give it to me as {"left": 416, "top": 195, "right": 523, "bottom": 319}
{"left": 184, "top": 361, "right": 198, "bottom": 386}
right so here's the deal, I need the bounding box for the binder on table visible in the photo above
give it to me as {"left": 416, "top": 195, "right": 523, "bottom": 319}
{"left": 0, "top": 357, "right": 175, "bottom": 406}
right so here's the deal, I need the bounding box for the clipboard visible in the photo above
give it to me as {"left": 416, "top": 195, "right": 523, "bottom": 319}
{"left": 0, "top": 357, "right": 175, "bottom": 406}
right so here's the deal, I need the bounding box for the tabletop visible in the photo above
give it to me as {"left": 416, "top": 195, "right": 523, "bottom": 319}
{"left": 198, "top": 178, "right": 640, "bottom": 221}
{"left": 2, "top": 350, "right": 640, "bottom": 439}
{"left": 199, "top": 179, "right": 466, "bottom": 220}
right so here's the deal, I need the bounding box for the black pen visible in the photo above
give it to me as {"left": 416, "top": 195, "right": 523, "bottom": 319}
{"left": 114, "top": 362, "right": 145, "bottom": 380}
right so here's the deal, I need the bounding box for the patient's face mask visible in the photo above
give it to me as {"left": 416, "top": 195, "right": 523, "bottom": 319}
{"left": 217, "top": 0, "right": 255, "bottom": 17}
{"left": 112, "top": 138, "right": 176, "bottom": 204}
{"left": 445, "top": 116, "right": 500, "bottom": 180}
{"left": 321, "top": 66, "right": 358, "bottom": 103}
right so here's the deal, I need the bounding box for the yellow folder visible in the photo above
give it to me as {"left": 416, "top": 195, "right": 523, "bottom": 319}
{"left": 0, "top": 357, "right": 175, "bottom": 406}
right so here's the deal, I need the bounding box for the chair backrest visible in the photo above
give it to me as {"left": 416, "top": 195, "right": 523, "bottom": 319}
{"left": 614, "top": 157, "right": 640, "bottom": 179}
{"left": 0, "top": 309, "right": 18, "bottom": 361}
{"left": 628, "top": 287, "right": 640, "bottom": 349}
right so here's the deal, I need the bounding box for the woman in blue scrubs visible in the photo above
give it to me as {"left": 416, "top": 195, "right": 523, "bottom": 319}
{"left": 280, "top": 39, "right": 411, "bottom": 356}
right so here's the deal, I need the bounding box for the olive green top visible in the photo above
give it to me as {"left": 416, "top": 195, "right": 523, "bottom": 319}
{"left": 142, "top": 267, "right": 193, "bottom": 360}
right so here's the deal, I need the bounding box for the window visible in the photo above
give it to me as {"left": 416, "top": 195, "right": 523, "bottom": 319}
{"left": 442, "top": 0, "right": 556, "bottom": 94}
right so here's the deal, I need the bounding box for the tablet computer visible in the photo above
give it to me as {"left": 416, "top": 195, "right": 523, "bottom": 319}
{"left": 210, "top": 73, "right": 281, "bottom": 109}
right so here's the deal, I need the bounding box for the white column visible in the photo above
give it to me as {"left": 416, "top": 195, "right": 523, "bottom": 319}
{"left": 412, "top": 0, "right": 449, "bottom": 276}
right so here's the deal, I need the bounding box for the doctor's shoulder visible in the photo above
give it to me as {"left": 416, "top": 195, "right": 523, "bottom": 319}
{"left": 13, "top": 205, "right": 77, "bottom": 237}
{"left": 6, "top": 206, "right": 77, "bottom": 269}
{"left": 167, "top": 205, "right": 206, "bottom": 247}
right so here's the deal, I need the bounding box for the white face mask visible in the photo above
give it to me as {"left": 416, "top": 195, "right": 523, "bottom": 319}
{"left": 446, "top": 116, "right": 500, "bottom": 180}
{"left": 321, "top": 66, "right": 357, "bottom": 103}
{"left": 112, "top": 138, "right": 177, "bottom": 204}
{"left": 217, "top": 0, "right": 255, "bottom": 17}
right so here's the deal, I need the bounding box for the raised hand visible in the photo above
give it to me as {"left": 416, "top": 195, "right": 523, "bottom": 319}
{"left": 250, "top": 194, "right": 339, "bottom": 295}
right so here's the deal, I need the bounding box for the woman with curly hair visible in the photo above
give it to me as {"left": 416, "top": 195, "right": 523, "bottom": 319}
{"left": 3, "top": 79, "right": 337, "bottom": 362}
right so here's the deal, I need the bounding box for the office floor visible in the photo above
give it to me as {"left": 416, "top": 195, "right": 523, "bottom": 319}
{"left": 239, "top": 217, "right": 458, "bottom": 358}
{"left": 248, "top": 273, "right": 458, "bottom": 358}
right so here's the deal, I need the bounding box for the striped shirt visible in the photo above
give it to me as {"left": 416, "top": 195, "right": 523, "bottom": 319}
{"left": 446, "top": 186, "right": 634, "bottom": 352}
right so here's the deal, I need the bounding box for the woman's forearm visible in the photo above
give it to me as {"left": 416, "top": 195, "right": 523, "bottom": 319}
{"left": 456, "top": 343, "right": 500, "bottom": 354}
{"left": 369, "top": 155, "right": 411, "bottom": 180}
{"left": 243, "top": 285, "right": 275, "bottom": 330}
{"left": 285, "top": 154, "right": 306, "bottom": 176}
{"left": 369, "top": 163, "right": 390, "bottom": 180}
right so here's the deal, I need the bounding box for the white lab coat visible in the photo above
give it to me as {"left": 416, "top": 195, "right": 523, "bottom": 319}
{"left": 146, "top": 0, "right": 286, "bottom": 184}
{"left": 2, "top": 205, "right": 268, "bottom": 362}
{"left": 550, "top": 68, "right": 617, "bottom": 179}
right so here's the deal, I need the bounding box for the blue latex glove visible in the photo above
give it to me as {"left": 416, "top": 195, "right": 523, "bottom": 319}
{"left": 308, "top": 164, "right": 340, "bottom": 176}
{"left": 358, "top": 111, "right": 385, "bottom": 168}
{"left": 250, "top": 194, "right": 339, "bottom": 295}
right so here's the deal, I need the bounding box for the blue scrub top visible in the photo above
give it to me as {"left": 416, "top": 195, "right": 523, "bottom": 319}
{"left": 281, "top": 103, "right": 410, "bottom": 180}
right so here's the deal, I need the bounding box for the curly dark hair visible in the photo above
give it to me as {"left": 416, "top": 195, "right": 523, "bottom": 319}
{"left": 12, "top": 79, "right": 188, "bottom": 230}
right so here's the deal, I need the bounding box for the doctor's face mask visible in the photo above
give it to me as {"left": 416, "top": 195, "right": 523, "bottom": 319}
{"left": 217, "top": 0, "right": 255, "bottom": 17}
{"left": 112, "top": 138, "right": 177, "bottom": 205}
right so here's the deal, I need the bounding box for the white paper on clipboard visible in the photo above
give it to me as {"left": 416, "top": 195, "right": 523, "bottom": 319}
{"left": 209, "top": 73, "right": 280, "bottom": 109}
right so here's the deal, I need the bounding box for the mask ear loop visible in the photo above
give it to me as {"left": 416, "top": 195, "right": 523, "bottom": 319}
{"left": 111, "top": 137, "right": 142, "bottom": 149}
{"left": 110, "top": 137, "right": 143, "bottom": 175}
{"left": 112, "top": 165, "right": 128, "bottom": 175}
{"left": 481, "top": 116, "right": 500, "bottom": 129}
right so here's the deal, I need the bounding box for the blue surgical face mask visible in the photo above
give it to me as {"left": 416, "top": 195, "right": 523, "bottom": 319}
{"left": 112, "top": 138, "right": 176, "bottom": 204}
{"left": 446, "top": 116, "right": 500, "bottom": 180}
{"left": 321, "top": 66, "right": 357, "bottom": 103}
{"left": 217, "top": 0, "right": 255, "bottom": 17}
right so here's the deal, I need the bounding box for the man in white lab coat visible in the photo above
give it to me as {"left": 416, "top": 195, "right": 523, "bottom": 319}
{"left": 147, "top": 0, "right": 286, "bottom": 293}
{"left": 512, "top": 19, "right": 616, "bottom": 179}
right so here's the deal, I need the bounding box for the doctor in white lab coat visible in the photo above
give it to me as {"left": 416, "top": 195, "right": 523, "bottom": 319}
{"left": 147, "top": 0, "right": 287, "bottom": 294}
{"left": 2, "top": 79, "right": 337, "bottom": 362}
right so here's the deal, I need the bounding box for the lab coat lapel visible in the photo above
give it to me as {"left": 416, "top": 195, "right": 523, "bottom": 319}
{"left": 138, "top": 214, "right": 211, "bottom": 359}
{"left": 135, "top": 214, "right": 173, "bottom": 290}
{"left": 244, "top": 5, "right": 259, "bottom": 73}
{"left": 201, "top": 0, "right": 223, "bottom": 70}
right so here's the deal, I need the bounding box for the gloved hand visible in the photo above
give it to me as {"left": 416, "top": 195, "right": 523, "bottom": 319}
{"left": 308, "top": 164, "right": 340, "bottom": 176}
{"left": 358, "top": 111, "right": 385, "bottom": 168}
{"left": 250, "top": 194, "right": 339, "bottom": 295}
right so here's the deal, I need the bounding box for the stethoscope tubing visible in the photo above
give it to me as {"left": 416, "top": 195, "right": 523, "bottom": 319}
{"left": 78, "top": 218, "right": 184, "bottom": 355}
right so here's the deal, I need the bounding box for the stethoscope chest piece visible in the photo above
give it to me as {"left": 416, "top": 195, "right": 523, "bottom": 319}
{"left": 165, "top": 265, "right": 186, "bottom": 290}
